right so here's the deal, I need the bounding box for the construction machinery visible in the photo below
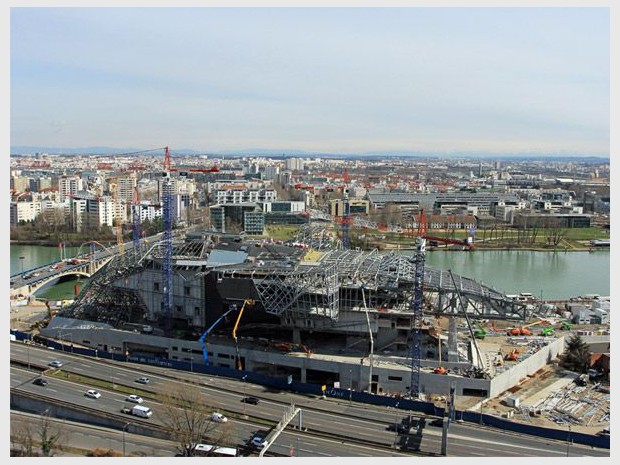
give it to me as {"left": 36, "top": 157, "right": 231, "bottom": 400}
{"left": 559, "top": 320, "right": 573, "bottom": 331}
{"left": 199, "top": 305, "right": 239, "bottom": 366}
{"left": 540, "top": 327, "right": 555, "bottom": 337}
{"left": 232, "top": 299, "right": 255, "bottom": 370}
{"left": 474, "top": 321, "right": 487, "bottom": 340}
{"left": 504, "top": 349, "right": 520, "bottom": 361}
{"left": 507, "top": 319, "right": 545, "bottom": 336}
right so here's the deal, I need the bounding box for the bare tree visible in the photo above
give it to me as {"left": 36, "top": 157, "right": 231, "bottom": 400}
{"left": 11, "top": 421, "right": 36, "bottom": 456}
{"left": 158, "top": 382, "right": 235, "bottom": 456}
{"left": 38, "top": 410, "right": 64, "bottom": 457}
{"left": 545, "top": 217, "right": 566, "bottom": 248}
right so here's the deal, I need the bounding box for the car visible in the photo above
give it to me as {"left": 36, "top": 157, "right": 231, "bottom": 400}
{"left": 85, "top": 389, "right": 101, "bottom": 399}
{"left": 126, "top": 394, "right": 144, "bottom": 404}
{"left": 135, "top": 376, "right": 150, "bottom": 384}
{"left": 429, "top": 418, "right": 444, "bottom": 427}
{"left": 242, "top": 396, "right": 259, "bottom": 405}
{"left": 210, "top": 412, "right": 228, "bottom": 423}
{"left": 33, "top": 378, "right": 48, "bottom": 386}
{"left": 387, "top": 423, "right": 410, "bottom": 434}
{"left": 250, "top": 434, "right": 268, "bottom": 449}
{"left": 48, "top": 360, "right": 63, "bottom": 368}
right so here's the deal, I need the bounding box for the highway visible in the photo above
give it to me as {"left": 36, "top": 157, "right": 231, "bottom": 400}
{"left": 10, "top": 342, "right": 609, "bottom": 457}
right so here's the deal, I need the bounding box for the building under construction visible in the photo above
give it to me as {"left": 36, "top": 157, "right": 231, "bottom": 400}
{"left": 43, "top": 224, "right": 566, "bottom": 399}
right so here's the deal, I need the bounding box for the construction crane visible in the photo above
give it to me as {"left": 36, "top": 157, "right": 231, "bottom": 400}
{"left": 231, "top": 299, "right": 255, "bottom": 370}
{"left": 341, "top": 168, "right": 352, "bottom": 249}
{"left": 409, "top": 208, "right": 427, "bottom": 398}
{"left": 132, "top": 186, "right": 141, "bottom": 254}
{"left": 161, "top": 146, "right": 174, "bottom": 336}
{"left": 199, "top": 304, "right": 239, "bottom": 366}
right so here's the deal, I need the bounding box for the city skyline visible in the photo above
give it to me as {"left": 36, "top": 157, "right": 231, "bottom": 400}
{"left": 8, "top": 5, "right": 612, "bottom": 157}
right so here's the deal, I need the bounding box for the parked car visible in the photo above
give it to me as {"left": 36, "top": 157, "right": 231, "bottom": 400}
{"left": 126, "top": 394, "right": 144, "bottom": 404}
{"left": 48, "top": 360, "right": 63, "bottom": 368}
{"left": 33, "top": 378, "right": 48, "bottom": 386}
{"left": 85, "top": 389, "right": 101, "bottom": 399}
{"left": 135, "top": 376, "right": 150, "bottom": 384}
{"left": 210, "top": 412, "right": 228, "bottom": 423}
{"left": 242, "top": 396, "right": 259, "bottom": 405}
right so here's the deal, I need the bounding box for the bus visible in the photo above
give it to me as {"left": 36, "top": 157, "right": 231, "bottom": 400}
{"left": 194, "top": 443, "right": 238, "bottom": 457}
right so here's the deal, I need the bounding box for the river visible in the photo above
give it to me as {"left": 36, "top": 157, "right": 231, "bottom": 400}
{"left": 10, "top": 245, "right": 610, "bottom": 301}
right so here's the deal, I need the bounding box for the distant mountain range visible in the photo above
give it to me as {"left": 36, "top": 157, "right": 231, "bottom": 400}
{"left": 10, "top": 146, "right": 609, "bottom": 163}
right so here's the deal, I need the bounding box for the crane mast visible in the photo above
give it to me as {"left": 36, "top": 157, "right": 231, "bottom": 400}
{"left": 341, "top": 168, "right": 351, "bottom": 249}
{"left": 162, "top": 146, "right": 173, "bottom": 335}
{"left": 409, "top": 208, "right": 427, "bottom": 398}
{"left": 132, "top": 186, "right": 142, "bottom": 254}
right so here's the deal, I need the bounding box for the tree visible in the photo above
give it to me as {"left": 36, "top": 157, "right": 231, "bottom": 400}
{"left": 158, "top": 382, "right": 235, "bottom": 456}
{"left": 561, "top": 334, "right": 592, "bottom": 373}
{"left": 38, "top": 410, "right": 64, "bottom": 457}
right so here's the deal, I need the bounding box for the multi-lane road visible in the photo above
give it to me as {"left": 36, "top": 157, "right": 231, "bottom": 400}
{"left": 10, "top": 342, "right": 609, "bottom": 457}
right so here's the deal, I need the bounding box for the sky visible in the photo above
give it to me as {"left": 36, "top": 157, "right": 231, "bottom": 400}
{"left": 7, "top": 4, "right": 613, "bottom": 156}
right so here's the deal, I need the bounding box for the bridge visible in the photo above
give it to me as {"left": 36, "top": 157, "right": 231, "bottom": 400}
{"left": 10, "top": 243, "right": 119, "bottom": 301}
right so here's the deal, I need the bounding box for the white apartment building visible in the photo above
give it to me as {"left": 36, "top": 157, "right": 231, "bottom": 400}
{"left": 10, "top": 200, "right": 39, "bottom": 225}
{"left": 214, "top": 187, "right": 277, "bottom": 204}
{"left": 59, "top": 175, "right": 84, "bottom": 202}
{"left": 285, "top": 158, "right": 304, "bottom": 171}
{"left": 71, "top": 193, "right": 115, "bottom": 232}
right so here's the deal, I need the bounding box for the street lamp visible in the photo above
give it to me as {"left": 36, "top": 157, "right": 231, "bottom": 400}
{"left": 566, "top": 424, "right": 572, "bottom": 457}
{"left": 123, "top": 422, "right": 133, "bottom": 456}
{"left": 19, "top": 256, "right": 25, "bottom": 276}
{"left": 349, "top": 368, "right": 353, "bottom": 406}
{"left": 242, "top": 375, "right": 248, "bottom": 417}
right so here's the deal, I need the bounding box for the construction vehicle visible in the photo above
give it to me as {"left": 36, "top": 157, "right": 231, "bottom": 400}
{"left": 559, "top": 320, "right": 573, "bottom": 331}
{"left": 507, "top": 319, "right": 545, "bottom": 336}
{"left": 474, "top": 322, "right": 487, "bottom": 340}
{"left": 199, "top": 305, "right": 240, "bottom": 366}
{"left": 232, "top": 299, "right": 255, "bottom": 370}
{"left": 540, "top": 327, "right": 555, "bottom": 337}
{"left": 504, "top": 349, "right": 520, "bottom": 361}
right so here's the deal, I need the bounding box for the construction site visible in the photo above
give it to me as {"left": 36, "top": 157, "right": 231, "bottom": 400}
{"left": 35, "top": 148, "right": 608, "bottom": 435}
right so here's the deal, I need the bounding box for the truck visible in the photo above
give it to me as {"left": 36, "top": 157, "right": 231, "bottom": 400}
{"left": 121, "top": 405, "right": 152, "bottom": 418}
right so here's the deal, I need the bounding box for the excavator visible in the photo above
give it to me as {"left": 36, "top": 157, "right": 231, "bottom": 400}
{"left": 231, "top": 299, "right": 255, "bottom": 370}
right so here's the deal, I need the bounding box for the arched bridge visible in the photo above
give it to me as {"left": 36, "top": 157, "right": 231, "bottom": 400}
{"left": 10, "top": 245, "right": 115, "bottom": 300}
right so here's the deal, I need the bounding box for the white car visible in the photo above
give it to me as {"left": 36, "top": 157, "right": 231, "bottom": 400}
{"left": 85, "top": 389, "right": 101, "bottom": 399}
{"left": 135, "top": 376, "right": 150, "bottom": 384}
{"left": 211, "top": 412, "right": 228, "bottom": 423}
{"left": 126, "top": 394, "right": 144, "bottom": 404}
{"left": 250, "top": 434, "right": 268, "bottom": 449}
{"left": 48, "top": 360, "right": 63, "bottom": 368}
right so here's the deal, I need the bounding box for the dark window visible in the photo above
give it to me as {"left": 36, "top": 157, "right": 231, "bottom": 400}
{"left": 154, "top": 282, "right": 160, "bottom": 291}
{"left": 184, "top": 286, "right": 191, "bottom": 296}
{"left": 388, "top": 376, "right": 402, "bottom": 381}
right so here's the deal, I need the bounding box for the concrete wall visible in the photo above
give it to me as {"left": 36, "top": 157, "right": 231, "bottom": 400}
{"left": 488, "top": 337, "right": 565, "bottom": 398}
{"left": 41, "top": 322, "right": 570, "bottom": 401}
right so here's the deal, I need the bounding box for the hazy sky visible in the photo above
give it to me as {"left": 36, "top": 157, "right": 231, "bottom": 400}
{"left": 9, "top": 6, "right": 611, "bottom": 155}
